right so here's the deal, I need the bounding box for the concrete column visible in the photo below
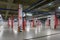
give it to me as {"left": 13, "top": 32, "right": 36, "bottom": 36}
{"left": 40, "top": 18, "right": 46, "bottom": 30}
{"left": 18, "top": 5, "right": 23, "bottom": 32}
{"left": 48, "top": 14, "right": 58, "bottom": 29}
{"left": 47, "top": 15, "right": 55, "bottom": 29}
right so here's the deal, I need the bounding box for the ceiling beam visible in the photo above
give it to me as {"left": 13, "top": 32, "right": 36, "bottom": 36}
{"left": 24, "top": 0, "right": 55, "bottom": 12}
{"left": 24, "top": 0, "right": 44, "bottom": 11}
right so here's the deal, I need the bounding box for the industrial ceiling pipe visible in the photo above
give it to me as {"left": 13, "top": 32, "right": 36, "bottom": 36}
{"left": 0, "top": 8, "right": 18, "bottom": 11}
{"left": 24, "top": 0, "right": 55, "bottom": 12}
{"left": 24, "top": 0, "right": 44, "bottom": 11}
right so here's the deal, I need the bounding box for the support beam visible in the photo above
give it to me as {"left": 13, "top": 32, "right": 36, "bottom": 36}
{"left": 24, "top": 0, "right": 44, "bottom": 11}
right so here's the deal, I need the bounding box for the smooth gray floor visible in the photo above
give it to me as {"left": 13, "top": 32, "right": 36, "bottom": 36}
{"left": 28, "top": 34, "right": 60, "bottom": 40}
{"left": 0, "top": 25, "right": 60, "bottom": 40}
{"left": 24, "top": 29, "right": 60, "bottom": 40}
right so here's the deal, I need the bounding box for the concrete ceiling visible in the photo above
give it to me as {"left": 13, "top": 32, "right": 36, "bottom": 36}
{"left": 0, "top": 0, "right": 39, "bottom": 16}
{"left": 32, "top": 0, "right": 60, "bottom": 17}
{"left": 0, "top": 0, "right": 59, "bottom": 19}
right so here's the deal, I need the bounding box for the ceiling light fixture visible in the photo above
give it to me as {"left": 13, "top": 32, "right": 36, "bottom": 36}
{"left": 48, "top": 3, "right": 52, "bottom": 6}
{"left": 58, "top": 7, "right": 60, "bottom": 9}
{"left": 26, "top": 13, "right": 32, "bottom": 16}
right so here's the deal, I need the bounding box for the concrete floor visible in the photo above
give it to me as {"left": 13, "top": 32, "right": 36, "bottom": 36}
{"left": 0, "top": 23, "right": 60, "bottom": 40}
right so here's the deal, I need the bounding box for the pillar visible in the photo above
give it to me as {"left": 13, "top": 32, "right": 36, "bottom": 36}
{"left": 11, "top": 15, "right": 14, "bottom": 29}
{"left": 54, "top": 13, "right": 58, "bottom": 29}
{"left": 32, "top": 17, "right": 34, "bottom": 27}
{"left": 40, "top": 18, "right": 46, "bottom": 29}
{"left": 8, "top": 17, "right": 11, "bottom": 27}
{"left": 49, "top": 14, "right": 58, "bottom": 29}
{"left": 18, "top": 4, "right": 23, "bottom": 32}
{"left": 23, "top": 17, "right": 26, "bottom": 31}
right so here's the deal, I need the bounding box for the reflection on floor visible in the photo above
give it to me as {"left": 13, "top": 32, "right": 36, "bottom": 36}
{"left": 0, "top": 24, "right": 60, "bottom": 40}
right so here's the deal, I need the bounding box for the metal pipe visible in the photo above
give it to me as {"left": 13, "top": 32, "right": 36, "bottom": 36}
{"left": 0, "top": 8, "right": 18, "bottom": 11}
